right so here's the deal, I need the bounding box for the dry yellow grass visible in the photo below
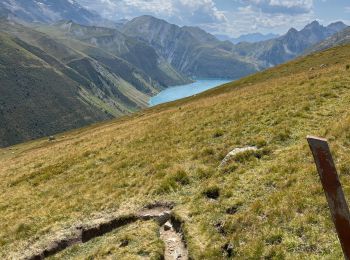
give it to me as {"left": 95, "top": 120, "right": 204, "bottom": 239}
{"left": 1, "top": 44, "right": 350, "bottom": 258}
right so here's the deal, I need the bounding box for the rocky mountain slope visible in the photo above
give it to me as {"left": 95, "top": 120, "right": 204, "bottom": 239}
{"left": 1, "top": 42, "right": 350, "bottom": 259}
{"left": 122, "top": 16, "right": 347, "bottom": 76}
{"left": 307, "top": 26, "right": 350, "bottom": 53}
{"left": 233, "top": 21, "right": 348, "bottom": 67}
{"left": 122, "top": 15, "right": 259, "bottom": 79}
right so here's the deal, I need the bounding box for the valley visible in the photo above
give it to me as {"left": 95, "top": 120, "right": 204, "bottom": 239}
{"left": 1, "top": 42, "right": 350, "bottom": 259}
{"left": 0, "top": 16, "right": 346, "bottom": 147}
{"left": 1, "top": 0, "right": 350, "bottom": 259}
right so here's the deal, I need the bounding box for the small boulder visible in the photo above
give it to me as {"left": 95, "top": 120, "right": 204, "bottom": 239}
{"left": 48, "top": 136, "right": 56, "bottom": 141}
{"left": 164, "top": 221, "right": 172, "bottom": 231}
{"left": 222, "top": 243, "right": 234, "bottom": 257}
{"left": 214, "top": 221, "right": 226, "bottom": 235}
{"left": 120, "top": 239, "right": 129, "bottom": 247}
{"left": 219, "top": 146, "right": 258, "bottom": 168}
{"left": 226, "top": 205, "right": 240, "bottom": 215}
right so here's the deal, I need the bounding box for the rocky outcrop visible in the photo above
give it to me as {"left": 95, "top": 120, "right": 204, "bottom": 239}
{"left": 219, "top": 146, "right": 258, "bottom": 168}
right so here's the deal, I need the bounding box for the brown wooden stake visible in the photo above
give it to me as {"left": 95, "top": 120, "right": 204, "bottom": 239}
{"left": 307, "top": 136, "right": 350, "bottom": 259}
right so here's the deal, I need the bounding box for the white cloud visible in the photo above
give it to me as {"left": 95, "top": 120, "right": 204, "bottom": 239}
{"left": 77, "top": 0, "right": 226, "bottom": 25}
{"left": 240, "top": 0, "right": 313, "bottom": 14}
{"left": 209, "top": 0, "right": 315, "bottom": 36}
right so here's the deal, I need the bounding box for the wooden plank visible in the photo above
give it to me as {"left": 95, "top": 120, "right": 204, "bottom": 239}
{"left": 307, "top": 136, "right": 350, "bottom": 259}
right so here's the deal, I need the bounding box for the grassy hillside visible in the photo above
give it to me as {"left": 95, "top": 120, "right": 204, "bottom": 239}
{"left": 0, "top": 22, "right": 168, "bottom": 147}
{"left": 35, "top": 21, "right": 191, "bottom": 86}
{"left": 0, "top": 32, "right": 111, "bottom": 147}
{"left": 1, "top": 43, "right": 350, "bottom": 259}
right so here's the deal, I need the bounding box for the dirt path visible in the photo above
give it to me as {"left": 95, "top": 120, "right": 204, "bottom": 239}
{"left": 160, "top": 220, "right": 188, "bottom": 260}
{"left": 23, "top": 203, "right": 188, "bottom": 260}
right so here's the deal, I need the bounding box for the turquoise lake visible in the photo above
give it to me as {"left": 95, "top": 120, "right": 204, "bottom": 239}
{"left": 149, "top": 79, "right": 232, "bottom": 106}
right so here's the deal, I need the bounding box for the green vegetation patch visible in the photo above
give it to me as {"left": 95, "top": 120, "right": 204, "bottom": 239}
{"left": 1, "top": 43, "right": 350, "bottom": 259}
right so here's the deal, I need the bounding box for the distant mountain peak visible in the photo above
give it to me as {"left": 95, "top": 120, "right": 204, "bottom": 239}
{"left": 304, "top": 20, "right": 322, "bottom": 30}
{"left": 310, "top": 20, "right": 320, "bottom": 26}
{"left": 327, "top": 21, "right": 348, "bottom": 31}
{"left": 287, "top": 27, "right": 298, "bottom": 34}
{"left": 133, "top": 15, "right": 166, "bottom": 23}
{"left": 328, "top": 21, "right": 346, "bottom": 26}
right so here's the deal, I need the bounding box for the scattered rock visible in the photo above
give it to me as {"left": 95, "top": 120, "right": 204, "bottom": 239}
{"left": 309, "top": 67, "right": 314, "bottom": 71}
{"left": 139, "top": 202, "right": 174, "bottom": 225}
{"left": 222, "top": 243, "right": 234, "bottom": 257}
{"left": 120, "top": 239, "right": 129, "bottom": 247}
{"left": 226, "top": 205, "right": 240, "bottom": 215}
{"left": 164, "top": 221, "right": 172, "bottom": 231}
{"left": 160, "top": 218, "right": 188, "bottom": 260}
{"left": 214, "top": 221, "right": 226, "bottom": 235}
{"left": 219, "top": 146, "right": 258, "bottom": 167}
{"left": 320, "top": 64, "right": 327, "bottom": 68}
{"left": 48, "top": 136, "right": 56, "bottom": 141}
{"left": 138, "top": 208, "right": 171, "bottom": 226}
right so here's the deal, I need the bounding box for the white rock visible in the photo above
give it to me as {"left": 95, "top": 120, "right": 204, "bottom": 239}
{"left": 164, "top": 221, "right": 172, "bottom": 231}
{"left": 219, "top": 146, "right": 258, "bottom": 168}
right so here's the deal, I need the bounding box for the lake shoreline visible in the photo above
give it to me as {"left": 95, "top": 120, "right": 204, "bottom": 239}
{"left": 149, "top": 79, "right": 233, "bottom": 106}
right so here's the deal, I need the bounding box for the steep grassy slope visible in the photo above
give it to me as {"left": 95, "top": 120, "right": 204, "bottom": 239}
{"left": 0, "top": 32, "right": 111, "bottom": 147}
{"left": 1, "top": 44, "right": 350, "bottom": 258}
{"left": 0, "top": 22, "right": 168, "bottom": 147}
{"left": 1, "top": 21, "right": 163, "bottom": 97}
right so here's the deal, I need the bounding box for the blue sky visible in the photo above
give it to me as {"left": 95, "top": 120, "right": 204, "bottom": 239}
{"left": 77, "top": 0, "right": 350, "bottom": 37}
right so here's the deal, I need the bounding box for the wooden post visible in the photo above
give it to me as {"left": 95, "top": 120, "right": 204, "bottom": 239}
{"left": 307, "top": 136, "right": 350, "bottom": 259}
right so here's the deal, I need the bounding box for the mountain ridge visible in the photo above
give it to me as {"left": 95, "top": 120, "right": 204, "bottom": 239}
{"left": 233, "top": 20, "right": 348, "bottom": 67}
{"left": 46, "top": 20, "right": 192, "bottom": 87}
{"left": 122, "top": 15, "right": 259, "bottom": 79}
{"left": 307, "top": 26, "right": 350, "bottom": 53}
